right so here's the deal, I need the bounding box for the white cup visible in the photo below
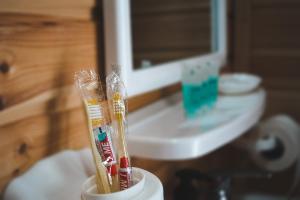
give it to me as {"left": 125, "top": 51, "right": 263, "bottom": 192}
{"left": 81, "top": 167, "right": 149, "bottom": 200}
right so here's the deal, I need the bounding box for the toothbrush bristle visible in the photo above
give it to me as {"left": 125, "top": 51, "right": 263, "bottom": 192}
{"left": 112, "top": 93, "right": 125, "bottom": 115}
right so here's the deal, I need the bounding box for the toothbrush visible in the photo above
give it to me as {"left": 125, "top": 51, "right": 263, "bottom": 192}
{"left": 85, "top": 109, "right": 111, "bottom": 194}
{"left": 75, "top": 70, "right": 118, "bottom": 193}
{"left": 106, "top": 71, "right": 132, "bottom": 190}
{"left": 112, "top": 92, "right": 132, "bottom": 190}
{"left": 86, "top": 99, "right": 119, "bottom": 192}
{"left": 87, "top": 99, "right": 119, "bottom": 192}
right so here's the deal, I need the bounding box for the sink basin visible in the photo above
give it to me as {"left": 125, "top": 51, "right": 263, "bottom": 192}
{"left": 127, "top": 89, "right": 266, "bottom": 160}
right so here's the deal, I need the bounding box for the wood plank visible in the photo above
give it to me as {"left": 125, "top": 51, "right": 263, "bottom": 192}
{"left": 0, "top": 107, "right": 90, "bottom": 190}
{"left": 252, "top": 0, "right": 300, "bottom": 7}
{"left": 0, "top": 14, "right": 98, "bottom": 109}
{"left": 131, "top": 0, "right": 211, "bottom": 69}
{"left": 0, "top": 0, "right": 105, "bottom": 193}
{"left": 131, "top": 0, "right": 210, "bottom": 15}
{"left": 252, "top": 8, "right": 300, "bottom": 26}
{"left": 132, "top": 13, "right": 211, "bottom": 50}
{"left": 250, "top": 1, "right": 300, "bottom": 49}
{"left": 0, "top": 0, "right": 96, "bottom": 20}
{"left": 0, "top": 85, "right": 80, "bottom": 126}
{"left": 251, "top": 56, "right": 300, "bottom": 78}
{"left": 261, "top": 78, "right": 300, "bottom": 90}
{"left": 265, "top": 89, "right": 300, "bottom": 121}
{"left": 251, "top": 53, "right": 300, "bottom": 89}
{"left": 253, "top": 35, "right": 300, "bottom": 50}
{"left": 252, "top": 49, "right": 300, "bottom": 58}
{"left": 233, "top": 0, "right": 252, "bottom": 72}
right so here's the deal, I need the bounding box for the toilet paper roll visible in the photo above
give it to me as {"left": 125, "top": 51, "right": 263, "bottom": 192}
{"left": 249, "top": 115, "right": 300, "bottom": 172}
{"left": 248, "top": 115, "right": 300, "bottom": 197}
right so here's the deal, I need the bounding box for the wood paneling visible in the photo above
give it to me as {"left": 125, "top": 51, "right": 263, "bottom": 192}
{"left": 0, "top": 14, "right": 98, "bottom": 109}
{"left": 232, "top": 1, "right": 300, "bottom": 194}
{"left": 233, "top": 0, "right": 251, "bottom": 71}
{"left": 266, "top": 89, "right": 300, "bottom": 120}
{"left": 0, "top": 85, "right": 80, "bottom": 127}
{"left": 0, "top": 0, "right": 95, "bottom": 20}
{"left": 0, "top": 0, "right": 99, "bottom": 190}
{"left": 233, "top": 0, "right": 300, "bottom": 121}
{"left": 0, "top": 107, "right": 90, "bottom": 190}
{"left": 132, "top": 0, "right": 210, "bottom": 14}
{"left": 131, "top": 0, "right": 211, "bottom": 68}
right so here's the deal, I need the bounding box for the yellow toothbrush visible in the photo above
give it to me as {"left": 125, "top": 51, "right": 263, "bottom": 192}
{"left": 75, "top": 70, "right": 117, "bottom": 193}
{"left": 106, "top": 71, "right": 132, "bottom": 190}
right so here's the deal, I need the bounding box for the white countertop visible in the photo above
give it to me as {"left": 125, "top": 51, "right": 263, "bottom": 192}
{"left": 127, "top": 89, "right": 266, "bottom": 160}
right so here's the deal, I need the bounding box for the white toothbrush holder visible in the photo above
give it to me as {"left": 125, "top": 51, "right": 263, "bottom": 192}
{"left": 81, "top": 167, "right": 164, "bottom": 200}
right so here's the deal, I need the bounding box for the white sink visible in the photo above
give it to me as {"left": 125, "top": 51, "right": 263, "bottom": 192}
{"left": 127, "top": 89, "right": 266, "bottom": 160}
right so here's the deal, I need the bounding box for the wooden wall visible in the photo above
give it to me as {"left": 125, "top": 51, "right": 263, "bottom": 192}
{"left": 233, "top": 0, "right": 300, "bottom": 121}
{"left": 131, "top": 0, "right": 211, "bottom": 68}
{"left": 231, "top": 1, "right": 300, "bottom": 195}
{"left": 0, "top": 0, "right": 100, "bottom": 191}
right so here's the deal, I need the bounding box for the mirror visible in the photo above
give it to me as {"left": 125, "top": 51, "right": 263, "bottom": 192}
{"left": 104, "top": 0, "right": 226, "bottom": 97}
{"left": 131, "top": 0, "right": 212, "bottom": 70}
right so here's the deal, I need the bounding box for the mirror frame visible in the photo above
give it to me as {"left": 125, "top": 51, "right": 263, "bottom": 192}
{"left": 103, "top": 0, "right": 227, "bottom": 97}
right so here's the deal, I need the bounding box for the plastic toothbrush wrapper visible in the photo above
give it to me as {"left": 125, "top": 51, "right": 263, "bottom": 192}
{"left": 74, "top": 69, "right": 119, "bottom": 193}
{"left": 106, "top": 70, "right": 133, "bottom": 190}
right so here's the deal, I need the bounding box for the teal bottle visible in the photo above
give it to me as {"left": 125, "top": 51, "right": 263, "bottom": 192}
{"left": 182, "top": 83, "right": 203, "bottom": 117}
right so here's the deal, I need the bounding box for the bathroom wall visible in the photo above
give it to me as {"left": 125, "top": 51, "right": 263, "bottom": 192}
{"left": 131, "top": 0, "right": 211, "bottom": 68}
{"left": 0, "top": 0, "right": 299, "bottom": 198}
{"left": 233, "top": 0, "right": 300, "bottom": 121}
{"left": 0, "top": 0, "right": 100, "bottom": 191}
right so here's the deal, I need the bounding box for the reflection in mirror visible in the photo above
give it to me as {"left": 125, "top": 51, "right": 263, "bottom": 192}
{"left": 103, "top": 0, "right": 226, "bottom": 96}
{"left": 131, "top": 0, "right": 212, "bottom": 70}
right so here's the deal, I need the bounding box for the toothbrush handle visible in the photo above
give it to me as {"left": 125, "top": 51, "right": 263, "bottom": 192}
{"left": 117, "top": 120, "right": 129, "bottom": 158}
{"left": 116, "top": 119, "right": 132, "bottom": 190}
{"left": 86, "top": 117, "right": 111, "bottom": 193}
